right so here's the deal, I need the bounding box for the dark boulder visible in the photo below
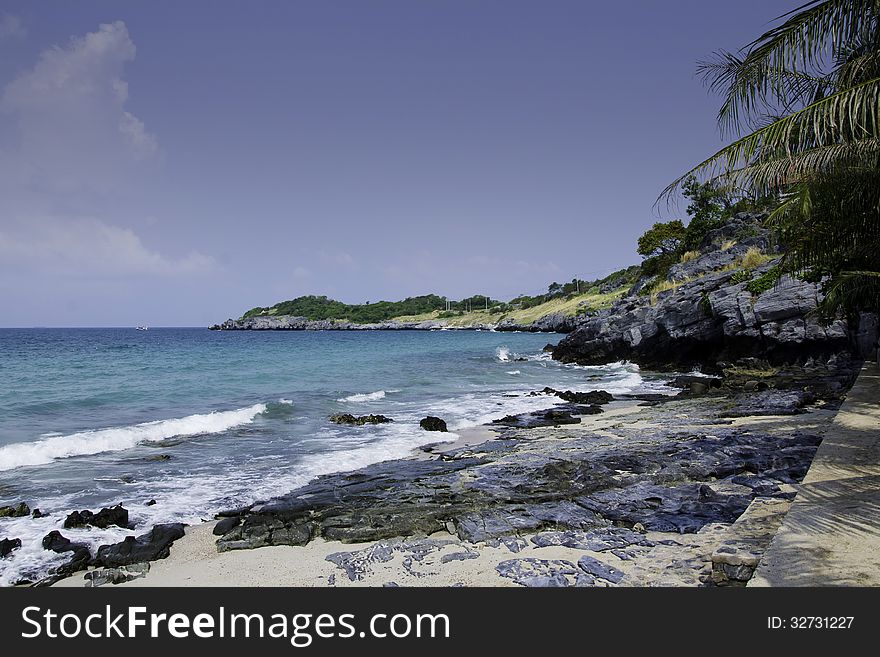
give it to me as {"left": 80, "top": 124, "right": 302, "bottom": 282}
{"left": 532, "top": 388, "right": 614, "bottom": 405}
{"left": 0, "top": 502, "right": 30, "bottom": 518}
{"left": 492, "top": 408, "right": 582, "bottom": 428}
{"left": 41, "top": 531, "right": 92, "bottom": 575}
{"left": 669, "top": 375, "right": 722, "bottom": 390}
{"left": 31, "top": 508, "right": 47, "bottom": 518}
{"left": 419, "top": 416, "right": 448, "bottom": 432}
{"left": 329, "top": 414, "right": 393, "bottom": 426}
{"left": 95, "top": 523, "right": 186, "bottom": 567}
{"left": 213, "top": 516, "right": 241, "bottom": 536}
{"left": 1, "top": 537, "right": 22, "bottom": 558}
{"left": 556, "top": 389, "right": 613, "bottom": 405}
{"left": 64, "top": 505, "right": 129, "bottom": 530}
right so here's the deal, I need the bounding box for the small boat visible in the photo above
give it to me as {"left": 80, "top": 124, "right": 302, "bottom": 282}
{"left": 136, "top": 326, "right": 149, "bottom": 331}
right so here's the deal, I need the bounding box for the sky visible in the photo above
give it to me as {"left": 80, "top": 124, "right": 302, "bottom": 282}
{"left": 0, "top": 1, "right": 798, "bottom": 327}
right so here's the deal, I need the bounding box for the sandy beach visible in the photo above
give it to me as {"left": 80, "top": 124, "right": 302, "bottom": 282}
{"left": 52, "top": 384, "right": 844, "bottom": 588}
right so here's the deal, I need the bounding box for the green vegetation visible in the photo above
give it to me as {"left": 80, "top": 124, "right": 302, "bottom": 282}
{"left": 637, "top": 175, "right": 777, "bottom": 282}
{"left": 637, "top": 220, "right": 687, "bottom": 259}
{"left": 666, "top": 0, "right": 880, "bottom": 319}
{"left": 241, "top": 268, "right": 640, "bottom": 325}
{"left": 746, "top": 266, "right": 783, "bottom": 296}
{"left": 741, "top": 246, "right": 771, "bottom": 269}
{"left": 243, "top": 294, "right": 453, "bottom": 323}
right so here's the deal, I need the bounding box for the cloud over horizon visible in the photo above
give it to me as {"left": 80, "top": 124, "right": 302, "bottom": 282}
{"left": 1, "top": 21, "right": 158, "bottom": 192}
{"left": 0, "top": 19, "right": 213, "bottom": 317}
{"left": 0, "top": 216, "right": 215, "bottom": 277}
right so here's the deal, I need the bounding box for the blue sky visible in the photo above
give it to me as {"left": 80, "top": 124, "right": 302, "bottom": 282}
{"left": 0, "top": 1, "right": 796, "bottom": 327}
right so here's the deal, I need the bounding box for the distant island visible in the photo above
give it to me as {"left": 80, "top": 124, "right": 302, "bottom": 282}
{"left": 212, "top": 176, "right": 876, "bottom": 372}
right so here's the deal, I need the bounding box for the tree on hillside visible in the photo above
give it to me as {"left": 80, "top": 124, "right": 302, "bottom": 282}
{"left": 665, "top": 0, "right": 880, "bottom": 318}
{"left": 637, "top": 220, "right": 687, "bottom": 258}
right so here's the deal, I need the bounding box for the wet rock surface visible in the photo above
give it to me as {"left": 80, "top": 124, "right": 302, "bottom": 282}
{"left": 94, "top": 523, "right": 186, "bottom": 567}
{"left": 41, "top": 531, "right": 92, "bottom": 577}
{"left": 1, "top": 537, "right": 22, "bottom": 558}
{"left": 216, "top": 389, "right": 824, "bottom": 560}
{"left": 419, "top": 416, "right": 448, "bottom": 432}
{"left": 63, "top": 505, "right": 130, "bottom": 530}
{"left": 329, "top": 414, "right": 393, "bottom": 426}
{"left": 0, "top": 502, "right": 30, "bottom": 518}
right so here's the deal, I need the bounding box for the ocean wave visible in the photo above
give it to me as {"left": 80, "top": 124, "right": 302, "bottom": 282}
{"left": 496, "top": 346, "right": 511, "bottom": 362}
{"left": 506, "top": 370, "right": 521, "bottom": 375}
{"left": 0, "top": 403, "right": 268, "bottom": 471}
{"left": 337, "top": 390, "right": 387, "bottom": 403}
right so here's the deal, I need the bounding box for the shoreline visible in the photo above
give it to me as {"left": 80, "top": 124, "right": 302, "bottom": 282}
{"left": 50, "top": 376, "right": 851, "bottom": 587}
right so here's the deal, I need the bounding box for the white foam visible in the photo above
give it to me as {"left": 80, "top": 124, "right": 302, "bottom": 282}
{"left": 496, "top": 346, "right": 511, "bottom": 362}
{"left": 0, "top": 403, "right": 268, "bottom": 471}
{"left": 506, "top": 370, "right": 521, "bottom": 375}
{"left": 337, "top": 390, "right": 387, "bottom": 403}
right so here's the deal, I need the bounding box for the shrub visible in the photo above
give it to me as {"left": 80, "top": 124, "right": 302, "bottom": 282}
{"left": 649, "top": 278, "right": 684, "bottom": 304}
{"left": 638, "top": 221, "right": 687, "bottom": 258}
{"left": 746, "top": 266, "right": 782, "bottom": 296}
{"left": 740, "top": 246, "right": 770, "bottom": 269}
{"left": 679, "top": 250, "right": 701, "bottom": 263}
{"left": 699, "top": 292, "right": 713, "bottom": 317}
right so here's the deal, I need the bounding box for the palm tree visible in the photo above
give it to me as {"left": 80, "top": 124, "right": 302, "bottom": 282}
{"left": 665, "top": 0, "right": 880, "bottom": 318}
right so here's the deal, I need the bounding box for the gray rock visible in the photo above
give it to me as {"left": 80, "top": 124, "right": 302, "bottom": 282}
{"left": 496, "top": 558, "right": 586, "bottom": 587}
{"left": 95, "top": 523, "right": 186, "bottom": 567}
{"left": 419, "top": 416, "right": 448, "bottom": 432}
{"left": 212, "top": 516, "right": 241, "bottom": 536}
{"left": 329, "top": 414, "right": 393, "bottom": 426}
{"left": 84, "top": 563, "right": 150, "bottom": 587}
{"left": 577, "top": 555, "right": 624, "bottom": 583}
{"left": 63, "top": 505, "right": 129, "bottom": 530}
{"left": 531, "top": 527, "right": 653, "bottom": 552}
{"left": 0, "top": 502, "right": 30, "bottom": 518}
{"left": 1, "top": 537, "right": 22, "bottom": 558}
{"left": 41, "top": 531, "right": 92, "bottom": 576}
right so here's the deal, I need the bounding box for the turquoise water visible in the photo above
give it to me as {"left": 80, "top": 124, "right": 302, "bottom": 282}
{"left": 0, "top": 328, "right": 671, "bottom": 584}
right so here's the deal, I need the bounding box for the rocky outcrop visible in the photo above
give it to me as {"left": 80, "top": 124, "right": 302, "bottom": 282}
{"left": 84, "top": 563, "right": 150, "bottom": 587}
{"left": 211, "top": 316, "right": 498, "bottom": 331}
{"left": 534, "top": 387, "right": 614, "bottom": 405}
{"left": 553, "top": 263, "right": 860, "bottom": 370}
{"left": 329, "top": 414, "right": 393, "bottom": 426}
{"left": 419, "top": 416, "right": 448, "bottom": 432}
{"left": 496, "top": 313, "right": 582, "bottom": 333}
{"left": 94, "top": 523, "right": 186, "bottom": 567}
{"left": 63, "top": 505, "right": 129, "bottom": 530}
{"left": 0, "top": 502, "right": 30, "bottom": 518}
{"left": 214, "top": 393, "right": 823, "bottom": 552}
{"left": 41, "top": 531, "right": 92, "bottom": 577}
{"left": 1, "top": 537, "right": 21, "bottom": 558}
{"left": 211, "top": 313, "right": 577, "bottom": 333}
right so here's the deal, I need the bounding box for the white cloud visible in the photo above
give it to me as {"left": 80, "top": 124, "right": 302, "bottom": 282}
{"left": 0, "top": 217, "right": 214, "bottom": 276}
{"left": 0, "top": 14, "right": 26, "bottom": 41}
{"left": 1, "top": 21, "right": 157, "bottom": 191}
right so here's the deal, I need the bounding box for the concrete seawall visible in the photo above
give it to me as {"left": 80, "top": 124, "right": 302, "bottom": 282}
{"left": 750, "top": 362, "right": 880, "bottom": 586}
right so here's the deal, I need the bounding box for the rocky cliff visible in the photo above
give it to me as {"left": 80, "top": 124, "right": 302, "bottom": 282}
{"left": 211, "top": 213, "right": 879, "bottom": 367}
{"left": 553, "top": 214, "right": 879, "bottom": 370}
{"left": 210, "top": 316, "right": 501, "bottom": 331}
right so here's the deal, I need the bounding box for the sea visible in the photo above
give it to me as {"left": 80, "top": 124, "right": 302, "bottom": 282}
{"left": 0, "top": 327, "right": 675, "bottom": 585}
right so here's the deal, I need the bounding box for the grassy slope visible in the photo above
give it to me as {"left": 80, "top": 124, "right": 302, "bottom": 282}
{"left": 391, "top": 288, "right": 628, "bottom": 326}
